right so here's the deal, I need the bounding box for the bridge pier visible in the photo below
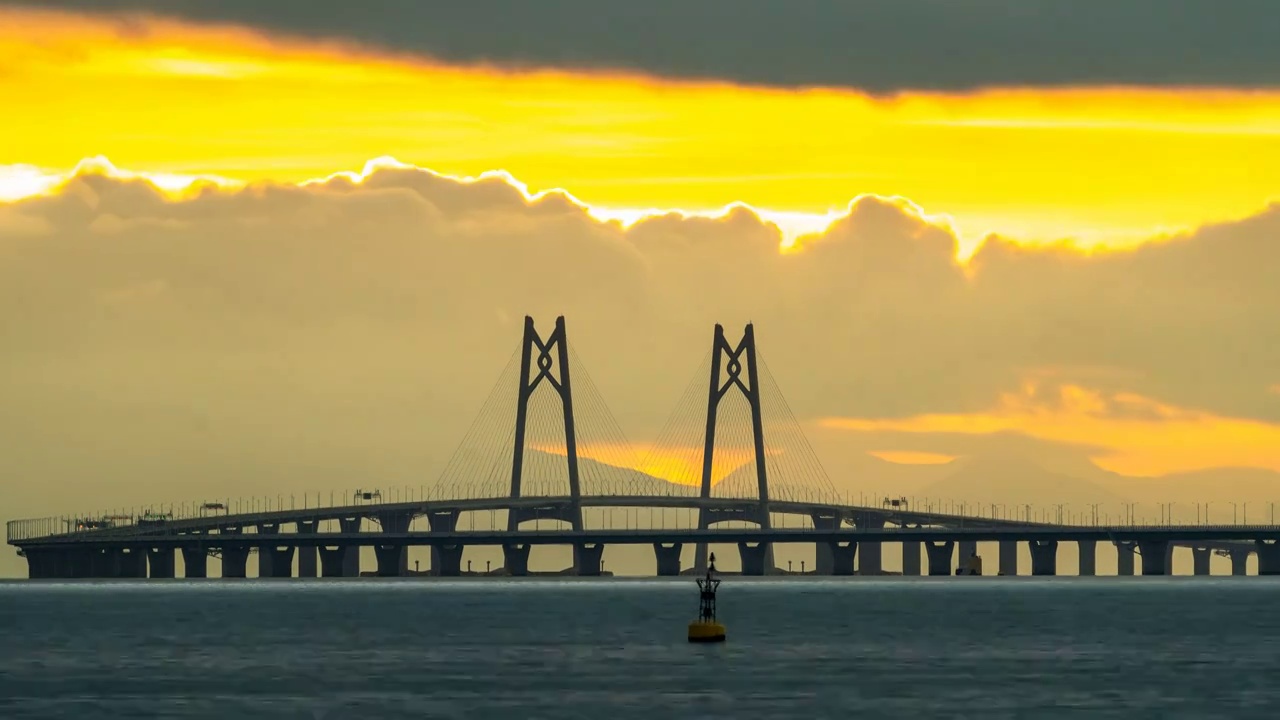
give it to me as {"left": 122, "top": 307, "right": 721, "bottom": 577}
{"left": 22, "top": 549, "right": 54, "bottom": 579}
{"left": 181, "top": 547, "right": 208, "bottom": 578}
{"left": 810, "top": 513, "right": 839, "bottom": 574}
{"left": 653, "top": 543, "right": 682, "bottom": 576}
{"left": 574, "top": 543, "right": 605, "bottom": 576}
{"left": 87, "top": 548, "right": 119, "bottom": 578}
{"left": 1115, "top": 541, "right": 1135, "bottom": 576}
{"left": 924, "top": 541, "right": 954, "bottom": 576}
{"left": 257, "top": 523, "right": 279, "bottom": 578}
{"left": 221, "top": 547, "right": 250, "bottom": 578}
{"left": 318, "top": 547, "right": 348, "bottom": 578}
{"left": 338, "top": 518, "right": 362, "bottom": 577}
{"left": 434, "top": 544, "right": 464, "bottom": 576}
{"left": 148, "top": 548, "right": 175, "bottom": 579}
{"left": 265, "top": 546, "right": 295, "bottom": 578}
{"left": 503, "top": 544, "right": 531, "bottom": 576}
{"left": 296, "top": 521, "right": 318, "bottom": 578}
{"left": 120, "top": 548, "right": 147, "bottom": 578}
{"left": 1078, "top": 540, "right": 1096, "bottom": 576}
{"left": 68, "top": 549, "right": 94, "bottom": 578}
{"left": 1029, "top": 540, "right": 1058, "bottom": 576}
{"left": 826, "top": 541, "right": 857, "bottom": 576}
{"left": 855, "top": 513, "right": 884, "bottom": 575}
{"left": 1255, "top": 540, "right": 1280, "bottom": 575}
{"left": 1230, "top": 548, "right": 1250, "bottom": 575}
{"left": 958, "top": 540, "right": 977, "bottom": 573}
{"left": 377, "top": 511, "right": 414, "bottom": 576}
{"left": 374, "top": 545, "right": 406, "bottom": 577}
{"left": 901, "top": 540, "right": 921, "bottom": 576}
{"left": 428, "top": 511, "right": 460, "bottom": 576}
{"left": 1138, "top": 540, "right": 1169, "bottom": 575}
{"left": 998, "top": 540, "right": 1017, "bottom": 576}
{"left": 738, "top": 542, "right": 770, "bottom": 576}
{"left": 1192, "top": 547, "right": 1212, "bottom": 576}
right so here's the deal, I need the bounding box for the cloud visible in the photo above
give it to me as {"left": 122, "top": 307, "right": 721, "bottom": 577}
{"left": 821, "top": 382, "right": 1280, "bottom": 477}
{"left": 5, "top": 0, "right": 1280, "bottom": 93}
{"left": 3, "top": 158, "right": 1280, "bottom": 573}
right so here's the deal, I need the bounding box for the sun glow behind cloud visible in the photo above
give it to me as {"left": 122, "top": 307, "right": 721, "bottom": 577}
{"left": 4, "top": 7, "right": 1280, "bottom": 256}
{"left": 822, "top": 382, "right": 1280, "bottom": 477}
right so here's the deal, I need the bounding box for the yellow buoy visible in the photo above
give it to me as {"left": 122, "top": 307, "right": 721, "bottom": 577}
{"left": 688, "top": 552, "right": 726, "bottom": 643}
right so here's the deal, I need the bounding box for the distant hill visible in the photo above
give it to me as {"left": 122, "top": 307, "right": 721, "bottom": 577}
{"left": 914, "top": 450, "right": 1130, "bottom": 522}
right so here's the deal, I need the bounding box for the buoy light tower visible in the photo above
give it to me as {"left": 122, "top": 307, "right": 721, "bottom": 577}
{"left": 688, "top": 552, "right": 727, "bottom": 643}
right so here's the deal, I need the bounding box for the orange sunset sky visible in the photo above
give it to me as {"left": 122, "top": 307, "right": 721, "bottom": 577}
{"left": 2, "top": 1, "right": 1280, "bottom": 543}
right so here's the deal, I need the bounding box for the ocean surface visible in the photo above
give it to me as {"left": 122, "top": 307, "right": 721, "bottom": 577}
{"left": 2, "top": 578, "right": 1279, "bottom": 719}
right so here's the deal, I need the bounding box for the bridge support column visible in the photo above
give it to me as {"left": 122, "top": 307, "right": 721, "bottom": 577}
{"left": 1078, "top": 540, "right": 1096, "bottom": 576}
{"left": 120, "top": 548, "right": 147, "bottom": 578}
{"left": 826, "top": 542, "right": 857, "bottom": 576}
{"left": 1029, "top": 540, "right": 1058, "bottom": 576}
{"left": 924, "top": 541, "right": 954, "bottom": 576}
{"left": 256, "top": 523, "right": 279, "bottom": 578}
{"left": 181, "top": 547, "right": 208, "bottom": 578}
{"left": 958, "top": 540, "right": 978, "bottom": 573}
{"left": 998, "top": 540, "right": 1018, "bottom": 576}
{"left": 265, "top": 546, "right": 295, "bottom": 578}
{"left": 434, "top": 544, "right": 464, "bottom": 577}
{"left": 738, "top": 542, "right": 770, "bottom": 576}
{"left": 89, "top": 548, "right": 121, "bottom": 578}
{"left": 1255, "top": 541, "right": 1280, "bottom": 575}
{"left": 318, "top": 547, "right": 349, "bottom": 578}
{"left": 69, "top": 549, "right": 94, "bottom": 578}
{"left": 574, "top": 543, "right": 605, "bottom": 576}
{"left": 428, "top": 511, "right": 459, "bottom": 576}
{"left": 221, "top": 547, "right": 250, "bottom": 579}
{"left": 374, "top": 545, "right": 406, "bottom": 577}
{"left": 1138, "top": 540, "right": 1169, "bottom": 575}
{"left": 23, "top": 549, "right": 54, "bottom": 579}
{"left": 855, "top": 513, "right": 885, "bottom": 575}
{"left": 653, "top": 543, "right": 682, "bottom": 577}
{"left": 148, "top": 548, "right": 175, "bottom": 579}
{"left": 1192, "top": 548, "right": 1211, "bottom": 576}
{"left": 377, "top": 512, "right": 413, "bottom": 576}
{"left": 810, "top": 513, "right": 839, "bottom": 574}
{"left": 1115, "top": 541, "right": 1135, "bottom": 576}
{"left": 338, "top": 518, "right": 362, "bottom": 577}
{"left": 48, "top": 549, "right": 76, "bottom": 578}
{"left": 1230, "top": 549, "right": 1250, "bottom": 575}
{"left": 901, "top": 540, "right": 921, "bottom": 576}
{"left": 503, "top": 544, "right": 531, "bottom": 576}
{"left": 296, "top": 521, "right": 318, "bottom": 578}
{"left": 28, "top": 548, "right": 79, "bottom": 578}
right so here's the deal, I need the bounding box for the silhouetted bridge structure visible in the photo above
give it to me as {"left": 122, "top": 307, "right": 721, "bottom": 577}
{"left": 9, "top": 317, "right": 1280, "bottom": 579}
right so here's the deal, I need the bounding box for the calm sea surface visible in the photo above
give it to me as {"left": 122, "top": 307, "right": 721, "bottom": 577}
{"left": 2, "top": 578, "right": 1279, "bottom": 719}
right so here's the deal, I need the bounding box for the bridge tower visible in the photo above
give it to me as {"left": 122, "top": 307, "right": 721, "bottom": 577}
{"left": 506, "top": 315, "right": 584, "bottom": 533}
{"left": 694, "top": 323, "right": 773, "bottom": 573}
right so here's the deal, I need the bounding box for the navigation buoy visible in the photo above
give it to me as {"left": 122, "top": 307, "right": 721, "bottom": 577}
{"left": 688, "top": 552, "right": 727, "bottom": 643}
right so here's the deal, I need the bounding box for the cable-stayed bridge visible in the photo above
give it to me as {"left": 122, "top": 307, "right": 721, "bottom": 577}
{"left": 8, "top": 316, "right": 1280, "bottom": 579}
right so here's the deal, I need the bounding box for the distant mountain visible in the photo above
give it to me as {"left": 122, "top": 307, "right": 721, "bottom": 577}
{"left": 915, "top": 450, "right": 1130, "bottom": 521}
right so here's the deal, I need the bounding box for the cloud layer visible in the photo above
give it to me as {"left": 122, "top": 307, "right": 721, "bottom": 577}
{"left": 3, "top": 160, "right": 1279, "bottom": 574}
{"left": 6, "top": 0, "right": 1280, "bottom": 93}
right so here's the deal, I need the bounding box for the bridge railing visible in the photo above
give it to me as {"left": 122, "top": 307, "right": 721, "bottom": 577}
{"left": 6, "top": 518, "right": 65, "bottom": 543}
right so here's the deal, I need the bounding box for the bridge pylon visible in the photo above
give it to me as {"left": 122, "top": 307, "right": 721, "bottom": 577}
{"left": 506, "top": 315, "right": 584, "bottom": 533}
{"left": 694, "top": 323, "right": 774, "bottom": 574}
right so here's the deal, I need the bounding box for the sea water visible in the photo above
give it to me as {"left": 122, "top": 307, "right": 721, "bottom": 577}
{"left": 1, "top": 578, "right": 1278, "bottom": 719}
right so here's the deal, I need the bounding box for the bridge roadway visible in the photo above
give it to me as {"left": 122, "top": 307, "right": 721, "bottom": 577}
{"left": 10, "top": 494, "right": 1280, "bottom": 580}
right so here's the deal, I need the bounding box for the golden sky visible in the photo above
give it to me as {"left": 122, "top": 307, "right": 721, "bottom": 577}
{"left": 2, "top": 5, "right": 1280, "bottom": 521}
{"left": 4, "top": 7, "right": 1280, "bottom": 255}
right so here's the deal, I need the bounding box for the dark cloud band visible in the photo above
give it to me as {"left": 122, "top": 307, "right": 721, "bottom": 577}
{"left": 6, "top": 0, "right": 1279, "bottom": 93}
